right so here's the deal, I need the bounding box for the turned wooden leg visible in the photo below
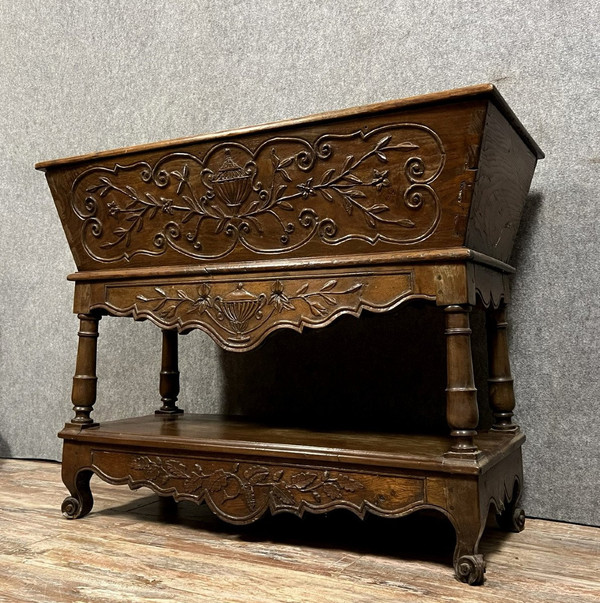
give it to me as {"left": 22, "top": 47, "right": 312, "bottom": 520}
{"left": 486, "top": 304, "right": 519, "bottom": 432}
{"left": 70, "top": 313, "right": 100, "bottom": 427}
{"left": 445, "top": 305, "right": 479, "bottom": 456}
{"left": 156, "top": 329, "right": 183, "bottom": 415}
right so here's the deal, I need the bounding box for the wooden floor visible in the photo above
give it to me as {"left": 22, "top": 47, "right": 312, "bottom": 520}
{"left": 0, "top": 459, "right": 598, "bottom": 602}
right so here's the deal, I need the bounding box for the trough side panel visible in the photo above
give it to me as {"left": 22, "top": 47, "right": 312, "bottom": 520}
{"left": 466, "top": 102, "right": 538, "bottom": 264}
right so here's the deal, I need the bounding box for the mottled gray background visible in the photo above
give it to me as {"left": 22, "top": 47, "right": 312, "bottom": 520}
{"left": 0, "top": 1, "right": 598, "bottom": 525}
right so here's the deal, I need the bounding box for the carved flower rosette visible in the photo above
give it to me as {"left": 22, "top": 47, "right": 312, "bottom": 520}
{"left": 71, "top": 124, "right": 445, "bottom": 263}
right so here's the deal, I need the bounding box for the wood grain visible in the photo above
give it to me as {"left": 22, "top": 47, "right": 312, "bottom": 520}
{"left": 58, "top": 413, "right": 522, "bottom": 474}
{"left": 37, "top": 86, "right": 540, "bottom": 274}
{"left": 466, "top": 102, "right": 538, "bottom": 263}
{"left": 40, "top": 102, "right": 475, "bottom": 271}
{"left": 36, "top": 86, "right": 544, "bottom": 587}
{"left": 0, "top": 459, "right": 597, "bottom": 603}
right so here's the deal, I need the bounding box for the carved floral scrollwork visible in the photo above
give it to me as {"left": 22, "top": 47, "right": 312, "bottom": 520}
{"left": 130, "top": 456, "right": 365, "bottom": 514}
{"left": 134, "top": 279, "right": 363, "bottom": 339}
{"left": 103, "top": 454, "right": 425, "bottom": 522}
{"left": 72, "top": 123, "right": 445, "bottom": 263}
{"left": 100, "top": 271, "right": 415, "bottom": 350}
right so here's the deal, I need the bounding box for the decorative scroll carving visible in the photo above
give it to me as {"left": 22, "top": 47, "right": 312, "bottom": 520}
{"left": 89, "top": 452, "right": 425, "bottom": 523}
{"left": 132, "top": 456, "right": 365, "bottom": 508}
{"left": 487, "top": 473, "right": 521, "bottom": 516}
{"left": 72, "top": 124, "right": 445, "bottom": 262}
{"left": 137, "top": 280, "right": 362, "bottom": 336}
{"left": 98, "top": 271, "right": 417, "bottom": 350}
{"left": 456, "top": 554, "right": 486, "bottom": 585}
{"left": 475, "top": 285, "right": 507, "bottom": 309}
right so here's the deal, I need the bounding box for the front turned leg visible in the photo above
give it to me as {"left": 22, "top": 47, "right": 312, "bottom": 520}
{"left": 444, "top": 305, "right": 479, "bottom": 456}
{"left": 70, "top": 313, "right": 101, "bottom": 427}
{"left": 486, "top": 305, "right": 519, "bottom": 432}
{"left": 156, "top": 329, "right": 183, "bottom": 415}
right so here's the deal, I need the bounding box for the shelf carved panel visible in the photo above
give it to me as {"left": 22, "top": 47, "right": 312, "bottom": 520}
{"left": 96, "top": 271, "right": 419, "bottom": 350}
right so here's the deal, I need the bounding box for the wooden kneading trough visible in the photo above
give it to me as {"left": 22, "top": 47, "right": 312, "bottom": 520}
{"left": 37, "top": 84, "right": 543, "bottom": 585}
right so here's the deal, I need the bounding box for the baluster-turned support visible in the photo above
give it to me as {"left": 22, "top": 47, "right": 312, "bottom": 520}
{"left": 444, "top": 305, "right": 479, "bottom": 457}
{"left": 71, "top": 313, "right": 101, "bottom": 427}
{"left": 156, "top": 329, "right": 183, "bottom": 415}
{"left": 486, "top": 304, "right": 518, "bottom": 432}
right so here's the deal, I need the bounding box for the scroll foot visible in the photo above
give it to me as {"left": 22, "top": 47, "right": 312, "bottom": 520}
{"left": 61, "top": 469, "right": 94, "bottom": 519}
{"left": 455, "top": 554, "right": 486, "bottom": 585}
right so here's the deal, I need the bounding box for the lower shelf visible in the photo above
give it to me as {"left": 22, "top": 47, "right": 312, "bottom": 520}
{"left": 59, "top": 414, "right": 526, "bottom": 585}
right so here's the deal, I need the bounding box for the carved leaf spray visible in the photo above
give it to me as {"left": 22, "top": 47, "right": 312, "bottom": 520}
{"left": 130, "top": 456, "right": 365, "bottom": 512}
{"left": 72, "top": 124, "right": 445, "bottom": 262}
{"left": 136, "top": 279, "right": 363, "bottom": 339}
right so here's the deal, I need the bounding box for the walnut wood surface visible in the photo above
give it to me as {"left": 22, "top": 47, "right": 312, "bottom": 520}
{"left": 58, "top": 414, "right": 524, "bottom": 474}
{"left": 59, "top": 414, "right": 525, "bottom": 584}
{"left": 466, "top": 102, "right": 538, "bottom": 263}
{"left": 444, "top": 305, "right": 479, "bottom": 456}
{"left": 68, "top": 260, "right": 514, "bottom": 351}
{"left": 38, "top": 85, "right": 540, "bottom": 273}
{"left": 42, "top": 102, "right": 479, "bottom": 270}
{"left": 486, "top": 305, "right": 518, "bottom": 431}
{"left": 156, "top": 330, "right": 182, "bottom": 415}
{"left": 70, "top": 313, "right": 100, "bottom": 427}
{"left": 65, "top": 247, "right": 515, "bottom": 281}
{"left": 37, "top": 85, "right": 543, "bottom": 585}
{"left": 35, "top": 84, "right": 543, "bottom": 171}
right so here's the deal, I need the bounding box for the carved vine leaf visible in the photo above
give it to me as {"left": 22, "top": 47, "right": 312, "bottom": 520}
{"left": 75, "top": 125, "right": 445, "bottom": 262}
{"left": 322, "top": 483, "right": 342, "bottom": 500}
{"left": 131, "top": 456, "right": 158, "bottom": 480}
{"left": 129, "top": 457, "right": 367, "bottom": 512}
{"left": 207, "top": 469, "right": 229, "bottom": 493}
{"left": 244, "top": 466, "right": 271, "bottom": 485}
{"left": 164, "top": 460, "right": 188, "bottom": 479}
{"left": 336, "top": 473, "right": 364, "bottom": 492}
{"left": 130, "top": 456, "right": 189, "bottom": 486}
{"left": 290, "top": 472, "right": 318, "bottom": 489}
{"left": 184, "top": 472, "right": 204, "bottom": 493}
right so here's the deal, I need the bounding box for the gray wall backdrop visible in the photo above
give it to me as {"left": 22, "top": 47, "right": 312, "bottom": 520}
{"left": 0, "top": 0, "right": 598, "bottom": 526}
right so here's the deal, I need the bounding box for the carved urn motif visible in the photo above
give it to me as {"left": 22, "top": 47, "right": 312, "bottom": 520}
{"left": 211, "top": 149, "right": 253, "bottom": 211}
{"left": 213, "top": 283, "right": 267, "bottom": 335}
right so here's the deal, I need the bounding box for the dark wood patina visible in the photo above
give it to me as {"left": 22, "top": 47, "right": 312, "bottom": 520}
{"left": 37, "top": 83, "right": 543, "bottom": 585}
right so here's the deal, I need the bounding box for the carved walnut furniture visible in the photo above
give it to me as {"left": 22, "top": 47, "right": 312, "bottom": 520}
{"left": 37, "top": 84, "right": 543, "bottom": 585}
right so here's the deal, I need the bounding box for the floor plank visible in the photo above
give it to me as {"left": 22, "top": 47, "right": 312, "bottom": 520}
{"left": 0, "top": 458, "right": 598, "bottom": 602}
